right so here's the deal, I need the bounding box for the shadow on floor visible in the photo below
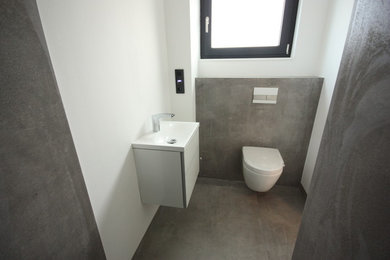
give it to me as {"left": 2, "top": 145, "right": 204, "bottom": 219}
{"left": 133, "top": 177, "right": 306, "bottom": 260}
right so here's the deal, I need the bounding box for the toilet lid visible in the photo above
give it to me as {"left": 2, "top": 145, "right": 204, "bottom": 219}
{"left": 243, "top": 146, "right": 284, "bottom": 172}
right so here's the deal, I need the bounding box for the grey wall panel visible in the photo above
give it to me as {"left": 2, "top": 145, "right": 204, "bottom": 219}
{"left": 293, "top": 0, "right": 390, "bottom": 259}
{"left": 0, "top": 1, "right": 106, "bottom": 259}
{"left": 196, "top": 78, "right": 323, "bottom": 185}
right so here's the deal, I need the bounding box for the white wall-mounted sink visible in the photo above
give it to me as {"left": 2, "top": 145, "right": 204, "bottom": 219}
{"left": 132, "top": 121, "right": 200, "bottom": 208}
{"left": 132, "top": 121, "right": 199, "bottom": 152}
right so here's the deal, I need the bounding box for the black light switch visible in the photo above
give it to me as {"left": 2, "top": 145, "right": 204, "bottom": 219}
{"left": 175, "top": 69, "right": 185, "bottom": 94}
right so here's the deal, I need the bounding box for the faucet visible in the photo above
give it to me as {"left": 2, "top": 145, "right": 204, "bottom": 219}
{"left": 152, "top": 113, "right": 175, "bottom": 132}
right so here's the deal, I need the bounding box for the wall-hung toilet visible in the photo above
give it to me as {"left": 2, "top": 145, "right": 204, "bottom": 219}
{"left": 242, "top": 146, "right": 285, "bottom": 192}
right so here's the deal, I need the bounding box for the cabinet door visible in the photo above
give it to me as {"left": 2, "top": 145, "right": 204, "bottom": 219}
{"left": 134, "top": 149, "right": 184, "bottom": 208}
{"left": 184, "top": 129, "right": 200, "bottom": 207}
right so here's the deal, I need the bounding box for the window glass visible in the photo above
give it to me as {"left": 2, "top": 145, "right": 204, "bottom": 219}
{"left": 211, "top": 0, "right": 286, "bottom": 48}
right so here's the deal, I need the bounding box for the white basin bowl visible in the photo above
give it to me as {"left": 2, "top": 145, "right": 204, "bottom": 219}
{"left": 132, "top": 121, "right": 199, "bottom": 152}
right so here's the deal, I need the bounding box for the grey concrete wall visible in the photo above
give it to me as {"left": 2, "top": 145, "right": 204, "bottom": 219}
{"left": 0, "top": 1, "right": 106, "bottom": 259}
{"left": 293, "top": 0, "right": 390, "bottom": 259}
{"left": 196, "top": 78, "right": 323, "bottom": 185}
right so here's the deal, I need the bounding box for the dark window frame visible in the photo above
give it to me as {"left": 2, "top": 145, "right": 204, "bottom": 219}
{"left": 201, "top": 0, "right": 300, "bottom": 59}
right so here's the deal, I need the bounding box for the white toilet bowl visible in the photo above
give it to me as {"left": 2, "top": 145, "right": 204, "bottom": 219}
{"left": 242, "top": 146, "right": 285, "bottom": 192}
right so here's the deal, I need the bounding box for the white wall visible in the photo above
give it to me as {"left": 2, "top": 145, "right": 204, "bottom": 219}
{"left": 189, "top": 0, "right": 200, "bottom": 110}
{"left": 164, "top": 0, "right": 198, "bottom": 121}
{"left": 301, "top": 0, "right": 355, "bottom": 192}
{"left": 198, "top": 0, "right": 331, "bottom": 78}
{"left": 37, "top": 0, "right": 170, "bottom": 259}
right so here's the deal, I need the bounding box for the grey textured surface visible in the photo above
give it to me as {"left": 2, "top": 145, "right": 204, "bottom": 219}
{"left": 133, "top": 177, "right": 306, "bottom": 260}
{"left": 0, "top": 1, "right": 106, "bottom": 259}
{"left": 293, "top": 0, "right": 390, "bottom": 259}
{"left": 196, "top": 78, "right": 323, "bottom": 185}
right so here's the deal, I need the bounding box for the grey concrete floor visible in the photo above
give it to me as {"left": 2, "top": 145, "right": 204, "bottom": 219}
{"left": 133, "top": 178, "right": 306, "bottom": 260}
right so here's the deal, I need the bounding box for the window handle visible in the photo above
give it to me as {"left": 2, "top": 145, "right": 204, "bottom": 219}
{"left": 205, "top": 16, "right": 210, "bottom": 33}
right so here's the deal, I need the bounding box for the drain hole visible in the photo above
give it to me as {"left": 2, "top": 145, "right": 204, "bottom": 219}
{"left": 167, "top": 138, "right": 177, "bottom": 144}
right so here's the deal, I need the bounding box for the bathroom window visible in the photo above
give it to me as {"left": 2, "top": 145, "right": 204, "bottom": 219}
{"left": 200, "top": 0, "right": 299, "bottom": 59}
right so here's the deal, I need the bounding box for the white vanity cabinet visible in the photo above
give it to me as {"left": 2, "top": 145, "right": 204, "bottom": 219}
{"left": 132, "top": 122, "right": 199, "bottom": 208}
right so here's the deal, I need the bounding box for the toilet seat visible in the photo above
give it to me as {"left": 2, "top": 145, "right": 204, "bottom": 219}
{"left": 243, "top": 162, "right": 283, "bottom": 176}
{"left": 242, "top": 146, "right": 284, "bottom": 174}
